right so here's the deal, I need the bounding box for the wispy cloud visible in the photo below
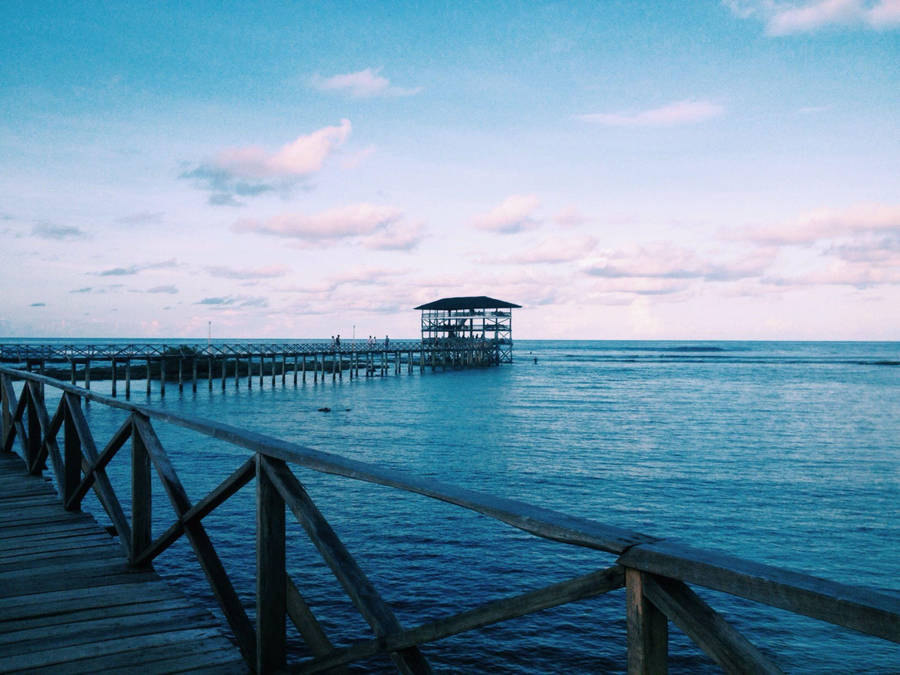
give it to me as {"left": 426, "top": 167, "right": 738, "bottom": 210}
{"left": 181, "top": 120, "right": 351, "bottom": 205}
{"left": 146, "top": 285, "right": 179, "bottom": 294}
{"left": 205, "top": 265, "right": 289, "bottom": 280}
{"left": 29, "top": 302, "right": 46, "bottom": 307}
{"left": 584, "top": 244, "right": 772, "bottom": 283}
{"left": 490, "top": 236, "right": 598, "bottom": 265}
{"left": 70, "top": 287, "right": 93, "bottom": 294}
{"left": 725, "top": 0, "right": 900, "bottom": 35}
{"left": 727, "top": 203, "right": 900, "bottom": 245}
{"left": 115, "top": 211, "right": 164, "bottom": 226}
{"left": 578, "top": 100, "right": 725, "bottom": 127}
{"left": 32, "top": 223, "right": 86, "bottom": 240}
{"left": 472, "top": 195, "right": 541, "bottom": 234}
{"left": 553, "top": 207, "right": 587, "bottom": 227}
{"left": 95, "top": 259, "right": 180, "bottom": 276}
{"left": 233, "top": 203, "right": 422, "bottom": 249}
{"left": 195, "top": 295, "right": 268, "bottom": 309}
{"left": 310, "top": 68, "right": 421, "bottom": 98}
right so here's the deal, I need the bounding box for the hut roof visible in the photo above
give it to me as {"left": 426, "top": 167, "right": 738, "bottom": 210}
{"left": 414, "top": 296, "right": 521, "bottom": 311}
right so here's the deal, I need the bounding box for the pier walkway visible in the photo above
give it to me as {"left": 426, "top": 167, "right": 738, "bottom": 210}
{"left": 0, "top": 452, "right": 245, "bottom": 673}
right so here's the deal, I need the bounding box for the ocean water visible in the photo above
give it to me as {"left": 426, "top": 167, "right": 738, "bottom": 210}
{"left": 14, "top": 340, "right": 900, "bottom": 672}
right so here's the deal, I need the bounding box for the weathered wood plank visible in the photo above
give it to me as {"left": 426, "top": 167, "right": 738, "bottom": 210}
{"left": 135, "top": 456, "right": 254, "bottom": 566}
{"left": 27, "top": 381, "right": 66, "bottom": 487}
{"left": 0, "top": 580, "right": 182, "bottom": 615}
{"left": 641, "top": 574, "right": 783, "bottom": 674}
{"left": 618, "top": 540, "right": 900, "bottom": 644}
{"left": 65, "top": 416, "right": 132, "bottom": 511}
{"left": 47, "top": 637, "right": 246, "bottom": 675}
{"left": 131, "top": 413, "right": 257, "bottom": 665}
{"left": 130, "top": 415, "right": 151, "bottom": 564}
{"left": 0, "top": 626, "right": 226, "bottom": 672}
{"left": 257, "top": 454, "right": 286, "bottom": 673}
{"left": 261, "top": 457, "right": 432, "bottom": 675}
{"left": 286, "top": 576, "right": 339, "bottom": 660}
{"left": 63, "top": 393, "right": 132, "bottom": 558}
{"left": 0, "top": 606, "right": 217, "bottom": 650}
{"left": 0, "top": 598, "right": 194, "bottom": 633}
{"left": 300, "top": 566, "right": 625, "bottom": 674}
{"left": 626, "top": 568, "right": 668, "bottom": 675}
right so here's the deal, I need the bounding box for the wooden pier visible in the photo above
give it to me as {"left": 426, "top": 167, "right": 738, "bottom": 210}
{"left": 1, "top": 365, "right": 898, "bottom": 673}
{"left": 0, "top": 451, "right": 245, "bottom": 673}
{"left": 0, "top": 340, "right": 508, "bottom": 398}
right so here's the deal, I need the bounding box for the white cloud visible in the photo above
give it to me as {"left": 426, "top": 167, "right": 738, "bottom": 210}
{"left": 729, "top": 203, "right": 900, "bottom": 245}
{"left": 725, "top": 0, "right": 900, "bottom": 35}
{"left": 578, "top": 100, "right": 724, "bottom": 127}
{"left": 310, "top": 68, "right": 422, "bottom": 98}
{"left": 205, "top": 265, "right": 290, "bottom": 280}
{"left": 215, "top": 119, "right": 352, "bottom": 178}
{"left": 472, "top": 195, "right": 541, "bottom": 233}
{"left": 492, "top": 236, "right": 598, "bottom": 264}
{"left": 233, "top": 203, "right": 421, "bottom": 250}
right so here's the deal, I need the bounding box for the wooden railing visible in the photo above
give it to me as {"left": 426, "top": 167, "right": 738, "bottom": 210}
{"left": 1, "top": 365, "right": 897, "bottom": 673}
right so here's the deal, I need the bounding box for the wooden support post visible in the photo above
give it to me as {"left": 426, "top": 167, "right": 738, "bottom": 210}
{"left": 63, "top": 400, "right": 83, "bottom": 510}
{"left": 160, "top": 357, "right": 166, "bottom": 397}
{"left": 271, "top": 355, "right": 276, "bottom": 388}
{"left": 259, "top": 355, "right": 264, "bottom": 388}
{"left": 70, "top": 360, "right": 76, "bottom": 385}
{"left": 125, "top": 360, "right": 131, "bottom": 398}
{"left": 247, "top": 357, "right": 252, "bottom": 389}
{"left": 302, "top": 355, "right": 306, "bottom": 383}
{"left": 26, "top": 388, "right": 41, "bottom": 474}
{"left": 85, "top": 359, "right": 91, "bottom": 390}
{"left": 294, "top": 355, "right": 298, "bottom": 385}
{"left": 332, "top": 352, "right": 336, "bottom": 381}
{"left": 314, "top": 354, "right": 319, "bottom": 384}
{"left": 338, "top": 352, "right": 342, "bottom": 380}
{"left": 192, "top": 358, "right": 198, "bottom": 392}
{"left": 221, "top": 358, "right": 227, "bottom": 391}
{"left": 208, "top": 357, "right": 213, "bottom": 391}
{"left": 111, "top": 359, "right": 117, "bottom": 397}
{"left": 131, "top": 415, "right": 152, "bottom": 565}
{"left": 0, "top": 375, "right": 9, "bottom": 450}
{"left": 420, "top": 348, "right": 424, "bottom": 373}
{"left": 178, "top": 357, "right": 184, "bottom": 391}
{"left": 626, "top": 568, "right": 668, "bottom": 675}
{"left": 256, "top": 454, "right": 287, "bottom": 673}
{"left": 282, "top": 354, "right": 287, "bottom": 385}
{"left": 146, "top": 358, "right": 152, "bottom": 395}
{"left": 235, "top": 358, "right": 240, "bottom": 389}
{"left": 395, "top": 351, "right": 400, "bottom": 375}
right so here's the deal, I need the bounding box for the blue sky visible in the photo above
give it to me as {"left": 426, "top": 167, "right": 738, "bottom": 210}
{"left": 1, "top": 1, "right": 898, "bottom": 339}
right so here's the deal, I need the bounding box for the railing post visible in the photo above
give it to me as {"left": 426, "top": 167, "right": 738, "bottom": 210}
{"left": 26, "top": 384, "right": 41, "bottom": 474}
{"left": 256, "top": 454, "right": 286, "bottom": 673}
{"left": 131, "top": 414, "right": 152, "bottom": 565}
{"left": 63, "top": 395, "right": 83, "bottom": 510}
{"left": 626, "top": 568, "right": 668, "bottom": 674}
{"left": 0, "top": 374, "right": 9, "bottom": 452}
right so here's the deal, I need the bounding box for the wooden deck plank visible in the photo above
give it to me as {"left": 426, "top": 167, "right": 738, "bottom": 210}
{"left": 0, "top": 453, "right": 246, "bottom": 673}
{"left": 0, "top": 598, "right": 195, "bottom": 633}
{"left": 53, "top": 639, "right": 248, "bottom": 674}
{"left": 0, "top": 627, "right": 229, "bottom": 672}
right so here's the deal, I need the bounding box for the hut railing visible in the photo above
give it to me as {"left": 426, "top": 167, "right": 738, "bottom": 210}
{"left": 1, "top": 366, "right": 897, "bottom": 674}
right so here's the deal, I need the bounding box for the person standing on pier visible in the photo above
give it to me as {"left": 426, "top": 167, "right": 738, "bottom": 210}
{"left": 385, "top": 335, "right": 390, "bottom": 349}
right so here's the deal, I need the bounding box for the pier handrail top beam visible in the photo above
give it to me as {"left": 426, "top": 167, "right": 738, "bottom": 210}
{"left": 1, "top": 364, "right": 897, "bottom": 646}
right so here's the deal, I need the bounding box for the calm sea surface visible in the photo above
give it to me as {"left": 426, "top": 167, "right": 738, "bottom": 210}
{"left": 14, "top": 340, "right": 900, "bottom": 672}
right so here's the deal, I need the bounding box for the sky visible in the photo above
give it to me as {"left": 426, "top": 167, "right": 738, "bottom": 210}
{"left": 1, "top": 1, "right": 898, "bottom": 340}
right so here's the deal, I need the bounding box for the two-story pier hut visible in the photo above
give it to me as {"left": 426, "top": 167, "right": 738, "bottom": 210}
{"left": 415, "top": 296, "right": 521, "bottom": 363}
